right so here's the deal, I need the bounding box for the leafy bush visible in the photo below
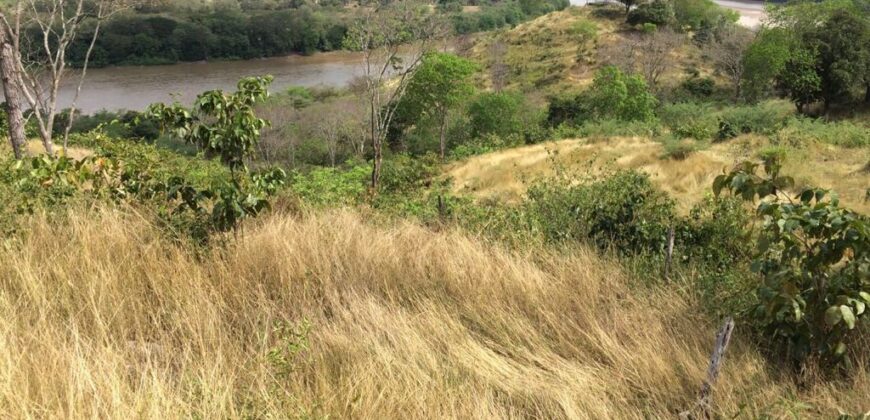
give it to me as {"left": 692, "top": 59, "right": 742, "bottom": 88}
{"left": 672, "top": 0, "right": 738, "bottom": 31}
{"left": 468, "top": 91, "right": 526, "bottom": 139}
{"left": 290, "top": 163, "right": 370, "bottom": 207}
{"left": 568, "top": 19, "right": 599, "bottom": 40}
{"left": 627, "top": 0, "right": 674, "bottom": 26}
{"left": 718, "top": 102, "right": 792, "bottom": 137}
{"left": 588, "top": 66, "right": 658, "bottom": 122}
{"left": 659, "top": 102, "right": 717, "bottom": 140}
{"left": 715, "top": 160, "right": 870, "bottom": 368}
{"left": 756, "top": 145, "right": 789, "bottom": 164}
{"left": 681, "top": 75, "right": 715, "bottom": 97}
{"left": 775, "top": 118, "right": 870, "bottom": 148}
{"left": 681, "top": 196, "right": 755, "bottom": 312}
{"left": 380, "top": 153, "right": 441, "bottom": 194}
{"left": 546, "top": 92, "right": 590, "bottom": 127}
{"left": 527, "top": 170, "right": 676, "bottom": 253}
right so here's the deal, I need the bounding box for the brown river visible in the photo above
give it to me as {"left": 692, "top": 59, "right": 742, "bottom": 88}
{"left": 56, "top": 51, "right": 367, "bottom": 113}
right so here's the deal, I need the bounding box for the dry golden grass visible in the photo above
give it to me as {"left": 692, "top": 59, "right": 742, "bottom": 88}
{"left": 446, "top": 137, "right": 870, "bottom": 214}
{"left": 0, "top": 207, "right": 867, "bottom": 418}
{"left": 467, "top": 7, "right": 714, "bottom": 93}
{"left": 24, "top": 140, "right": 93, "bottom": 160}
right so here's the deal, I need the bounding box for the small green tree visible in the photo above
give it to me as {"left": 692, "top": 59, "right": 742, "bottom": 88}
{"left": 468, "top": 91, "right": 525, "bottom": 139}
{"left": 777, "top": 49, "right": 822, "bottom": 114}
{"left": 741, "top": 28, "right": 794, "bottom": 102}
{"left": 627, "top": 0, "right": 674, "bottom": 26}
{"left": 714, "top": 159, "right": 870, "bottom": 369}
{"left": 400, "top": 52, "right": 477, "bottom": 160}
{"left": 148, "top": 76, "right": 283, "bottom": 232}
{"left": 811, "top": 10, "right": 870, "bottom": 109}
{"left": 148, "top": 76, "right": 273, "bottom": 181}
{"left": 589, "top": 66, "right": 657, "bottom": 122}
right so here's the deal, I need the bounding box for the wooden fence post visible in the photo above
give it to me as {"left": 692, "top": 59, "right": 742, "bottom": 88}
{"left": 680, "top": 317, "right": 735, "bottom": 420}
{"left": 664, "top": 226, "right": 676, "bottom": 280}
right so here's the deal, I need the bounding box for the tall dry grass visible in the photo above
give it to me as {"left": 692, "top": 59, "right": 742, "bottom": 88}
{"left": 0, "top": 207, "right": 866, "bottom": 419}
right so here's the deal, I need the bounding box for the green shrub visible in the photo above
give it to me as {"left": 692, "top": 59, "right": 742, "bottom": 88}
{"left": 756, "top": 145, "right": 789, "bottom": 164}
{"left": 775, "top": 118, "right": 870, "bottom": 148}
{"left": 679, "top": 196, "right": 755, "bottom": 315}
{"left": 527, "top": 170, "right": 676, "bottom": 253}
{"left": 589, "top": 66, "right": 658, "bottom": 122}
{"left": 627, "top": 0, "right": 674, "bottom": 26}
{"left": 379, "top": 153, "right": 441, "bottom": 194}
{"left": 673, "top": 0, "right": 738, "bottom": 31}
{"left": 661, "top": 137, "right": 699, "bottom": 160}
{"left": 546, "top": 92, "right": 590, "bottom": 127}
{"left": 715, "top": 161, "right": 870, "bottom": 368}
{"left": 568, "top": 19, "right": 599, "bottom": 40}
{"left": 659, "top": 102, "right": 717, "bottom": 140}
{"left": 468, "top": 91, "right": 526, "bottom": 139}
{"left": 289, "top": 163, "right": 370, "bottom": 207}
{"left": 681, "top": 75, "right": 716, "bottom": 97}
{"left": 718, "top": 102, "right": 792, "bottom": 137}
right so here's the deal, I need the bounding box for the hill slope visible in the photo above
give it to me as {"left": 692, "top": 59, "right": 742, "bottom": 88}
{"left": 1, "top": 207, "right": 867, "bottom": 418}
{"left": 447, "top": 136, "right": 870, "bottom": 214}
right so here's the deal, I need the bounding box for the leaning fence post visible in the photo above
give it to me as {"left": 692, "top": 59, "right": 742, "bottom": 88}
{"left": 664, "top": 226, "right": 676, "bottom": 280}
{"left": 680, "top": 317, "right": 735, "bottom": 420}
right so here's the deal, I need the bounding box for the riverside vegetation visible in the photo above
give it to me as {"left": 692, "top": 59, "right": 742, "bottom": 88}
{"left": 1, "top": 0, "right": 869, "bottom": 418}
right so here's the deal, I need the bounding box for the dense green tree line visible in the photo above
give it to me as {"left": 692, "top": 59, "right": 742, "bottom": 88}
{"left": 66, "top": 7, "right": 348, "bottom": 67}
{"left": 62, "top": 0, "right": 568, "bottom": 67}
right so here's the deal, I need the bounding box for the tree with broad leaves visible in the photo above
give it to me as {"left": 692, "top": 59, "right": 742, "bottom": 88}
{"left": 398, "top": 52, "right": 477, "bottom": 160}
{"left": 714, "top": 158, "right": 869, "bottom": 369}
{"left": 148, "top": 75, "right": 273, "bottom": 183}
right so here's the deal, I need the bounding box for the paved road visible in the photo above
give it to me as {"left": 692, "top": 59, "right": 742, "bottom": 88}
{"left": 570, "top": 0, "right": 766, "bottom": 27}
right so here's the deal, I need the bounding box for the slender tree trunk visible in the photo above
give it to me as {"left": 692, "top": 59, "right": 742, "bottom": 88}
{"left": 439, "top": 113, "right": 447, "bottom": 161}
{"left": 370, "top": 98, "right": 382, "bottom": 190}
{"left": 865, "top": 83, "right": 870, "bottom": 103}
{"left": 0, "top": 26, "right": 27, "bottom": 160}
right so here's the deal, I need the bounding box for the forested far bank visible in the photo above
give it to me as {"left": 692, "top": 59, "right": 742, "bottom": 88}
{"left": 63, "top": 0, "right": 569, "bottom": 67}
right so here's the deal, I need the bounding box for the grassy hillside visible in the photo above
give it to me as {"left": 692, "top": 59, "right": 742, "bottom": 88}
{"left": 0, "top": 207, "right": 867, "bottom": 418}
{"left": 2, "top": 1, "right": 868, "bottom": 417}
{"left": 446, "top": 135, "right": 870, "bottom": 214}
{"left": 467, "top": 6, "right": 712, "bottom": 94}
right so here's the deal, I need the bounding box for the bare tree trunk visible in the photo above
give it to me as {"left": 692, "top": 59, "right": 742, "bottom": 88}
{"left": 370, "top": 96, "right": 382, "bottom": 190}
{"left": 0, "top": 24, "right": 27, "bottom": 160}
{"left": 439, "top": 113, "right": 447, "bottom": 161}
{"left": 63, "top": 3, "right": 105, "bottom": 152}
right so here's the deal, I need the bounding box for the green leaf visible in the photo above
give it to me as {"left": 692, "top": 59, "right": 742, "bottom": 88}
{"left": 833, "top": 341, "right": 847, "bottom": 357}
{"left": 825, "top": 305, "right": 842, "bottom": 327}
{"left": 799, "top": 189, "right": 814, "bottom": 203}
{"left": 840, "top": 305, "right": 856, "bottom": 329}
{"left": 860, "top": 292, "right": 870, "bottom": 303}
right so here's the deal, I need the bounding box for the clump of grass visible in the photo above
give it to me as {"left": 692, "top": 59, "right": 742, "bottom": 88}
{"left": 661, "top": 136, "right": 701, "bottom": 160}
{"left": 0, "top": 207, "right": 867, "bottom": 418}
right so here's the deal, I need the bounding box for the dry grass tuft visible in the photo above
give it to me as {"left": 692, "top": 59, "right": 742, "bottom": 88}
{"left": 0, "top": 207, "right": 866, "bottom": 418}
